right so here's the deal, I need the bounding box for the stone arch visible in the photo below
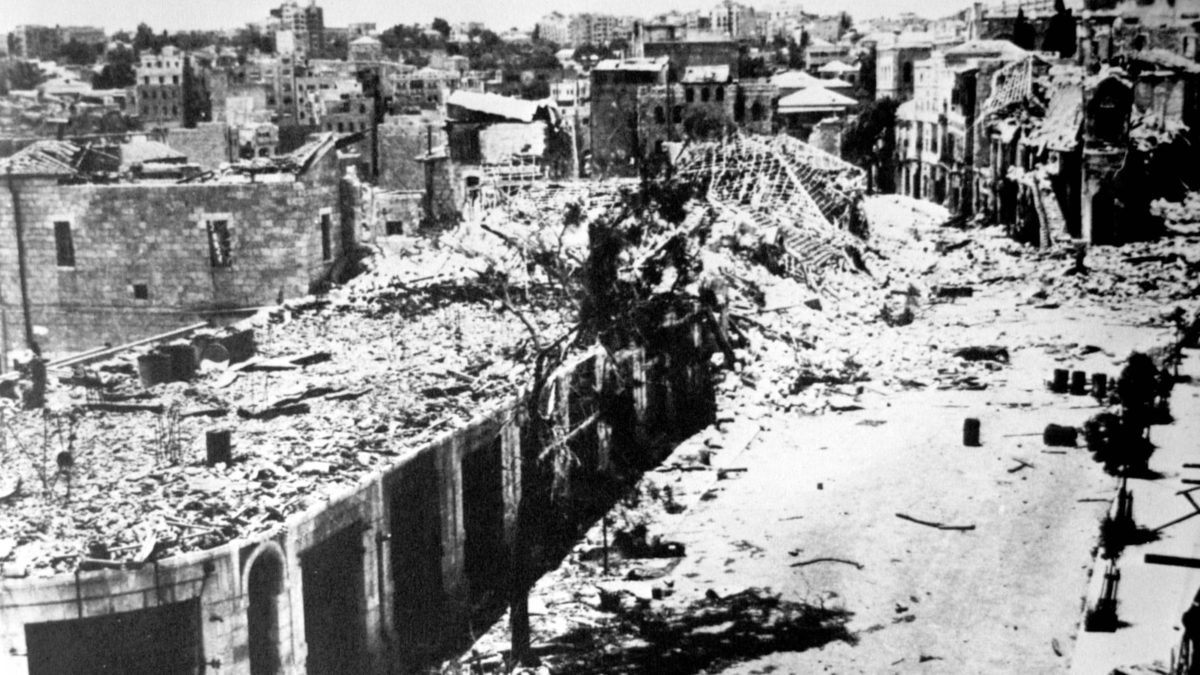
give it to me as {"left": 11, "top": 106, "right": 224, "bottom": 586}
{"left": 244, "top": 542, "right": 287, "bottom": 675}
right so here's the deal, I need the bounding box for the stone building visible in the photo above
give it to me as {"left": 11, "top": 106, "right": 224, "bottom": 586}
{"left": 590, "top": 57, "right": 777, "bottom": 177}
{"left": 349, "top": 35, "right": 384, "bottom": 63}
{"left": 876, "top": 39, "right": 937, "bottom": 101}
{"left": 0, "top": 135, "right": 353, "bottom": 354}
{"left": 135, "top": 46, "right": 187, "bottom": 129}
{"left": 589, "top": 57, "right": 672, "bottom": 177}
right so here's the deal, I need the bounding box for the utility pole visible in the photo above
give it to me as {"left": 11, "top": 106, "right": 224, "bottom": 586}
{"left": 6, "top": 167, "right": 35, "bottom": 351}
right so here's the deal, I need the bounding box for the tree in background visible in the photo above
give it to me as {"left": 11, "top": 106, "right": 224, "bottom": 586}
{"left": 736, "top": 46, "right": 772, "bottom": 79}
{"left": 57, "top": 40, "right": 102, "bottom": 66}
{"left": 133, "top": 23, "right": 166, "bottom": 55}
{"left": 855, "top": 47, "right": 876, "bottom": 100}
{"left": 0, "top": 60, "right": 47, "bottom": 95}
{"left": 93, "top": 46, "right": 137, "bottom": 89}
{"left": 431, "top": 17, "right": 451, "bottom": 39}
{"left": 181, "top": 57, "right": 211, "bottom": 128}
{"left": 231, "top": 26, "right": 275, "bottom": 56}
{"left": 841, "top": 97, "right": 899, "bottom": 193}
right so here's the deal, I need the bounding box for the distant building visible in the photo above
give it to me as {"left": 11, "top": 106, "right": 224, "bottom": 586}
{"left": 135, "top": 46, "right": 187, "bottom": 128}
{"left": 7, "top": 25, "right": 106, "bottom": 60}
{"left": 569, "top": 14, "right": 634, "bottom": 48}
{"left": 349, "top": 35, "right": 383, "bottom": 62}
{"left": 875, "top": 37, "right": 937, "bottom": 101}
{"left": 537, "top": 12, "right": 571, "bottom": 46}
{"left": 708, "top": 1, "right": 763, "bottom": 41}
{"left": 589, "top": 57, "right": 777, "bottom": 177}
{"left": 272, "top": 0, "right": 325, "bottom": 58}
{"left": 641, "top": 35, "right": 740, "bottom": 79}
{"left": 804, "top": 40, "right": 854, "bottom": 74}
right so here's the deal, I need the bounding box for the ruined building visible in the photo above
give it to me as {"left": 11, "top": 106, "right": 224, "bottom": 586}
{"left": 0, "top": 134, "right": 356, "bottom": 357}
{"left": 0, "top": 133, "right": 865, "bottom": 674}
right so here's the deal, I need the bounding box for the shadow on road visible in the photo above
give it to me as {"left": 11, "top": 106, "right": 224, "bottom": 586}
{"left": 536, "top": 588, "right": 855, "bottom": 674}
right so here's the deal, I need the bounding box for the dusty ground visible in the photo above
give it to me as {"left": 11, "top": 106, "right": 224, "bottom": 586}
{"left": 454, "top": 195, "right": 1196, "bottom": 674}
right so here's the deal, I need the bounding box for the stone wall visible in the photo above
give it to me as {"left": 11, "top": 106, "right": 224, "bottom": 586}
{"left": 377, "top": 114, "right": 437, "bottom": 192}
{"left": 166, "top": 123, "right": 233, "bottom": 170}
{"left": 0, "top": 172, "right": 342, "bottom": 354}
{"left": 0, "top": 317, "right": 714, "bottom": 675}
{"left": 590, "top": 84, "right": 644, "bottom": 177}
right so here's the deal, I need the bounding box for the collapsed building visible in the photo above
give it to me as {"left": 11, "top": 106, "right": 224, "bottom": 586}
{"left": 893, "top": 39, "right": 1200, "bottom": 246}
{"left": 0, "top": 133, "right": 867, "bottom": 675}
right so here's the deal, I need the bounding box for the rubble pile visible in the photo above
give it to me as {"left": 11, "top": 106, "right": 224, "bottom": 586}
{"left": 0, "top": 255, "right": 574, "bottom": 576}
{"left": 1151, "top": 192, "right": 1200, "bottom": 235}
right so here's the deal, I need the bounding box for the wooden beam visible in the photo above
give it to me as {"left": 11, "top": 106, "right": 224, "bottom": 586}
{"left": 1145, "top": 553, "right": 1200, "bottom": 569}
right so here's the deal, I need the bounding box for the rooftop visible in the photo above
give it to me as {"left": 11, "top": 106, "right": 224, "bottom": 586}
{"left": 778, "top": 86, "right": 858, "bottom": 112}
{"left": 680, "top": 64, "right": 731, "bottom": 84}
{"left": 0, "top": 267, "right": 571, "bottom": 575}
{"left": 593, "top": 56, "right": 670, "bottom": 72}
{"left": 817, "top": 60, "right": 859, "bottom": 74}
{"left": 770, "top": 69, "right": 828, "bottom": 90}
{"left": 0, "top": 140, "right": 88, "bottom": 177}
{"left": 445, "top": 90, "right": 555, "bottom": 123}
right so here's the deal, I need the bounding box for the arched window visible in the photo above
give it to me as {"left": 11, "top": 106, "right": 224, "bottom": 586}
{"left": 750, "top": 101, "right": 764, "bottom": 122}
{"left": 654, "top": 105, "right": 665, "bottom": 124}
{"left": 685, "top": 87, "right": 695, "bottom": 103}
{"left": 701, "top": 87, "right": 711, "bottom": 102}
{"left": 715, "top": 86, "right": 725, "bottom": 102}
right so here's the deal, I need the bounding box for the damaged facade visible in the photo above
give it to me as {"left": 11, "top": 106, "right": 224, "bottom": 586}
{"left": 0, "top": 134, "right": 356, "bottom": 355}
{"left": 887, "top": 1, "right": 1200, "bottom": 246}
{"left": 0, "top": 131, "right": 868, "bottom": 674}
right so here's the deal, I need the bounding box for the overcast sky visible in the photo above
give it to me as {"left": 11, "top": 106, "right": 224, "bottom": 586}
{"left": 3, "top": 0, "right": 969, "bottom": 36}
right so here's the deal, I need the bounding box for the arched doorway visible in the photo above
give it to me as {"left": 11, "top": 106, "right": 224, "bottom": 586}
{"left": 247, "top": 545, "right": 285, "bottom": 675}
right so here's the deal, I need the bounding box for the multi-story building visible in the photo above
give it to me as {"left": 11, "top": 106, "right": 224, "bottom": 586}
{"left": 349, "top": 36, "right": 384, "bottom": 62}
{"left": 6, "top": 25, "right": 106, "bottom": 60}
{"left": 590, "top": 56, "right": 777, "bottom": 177}
{"left": 135, "top": 46, "right": 187, "bottom": 129}
{"left": 807, "top": 13, "right": 852, "bottom": 44}
{"left": 569, "top": 14, "right": 634, "bottom": 48}
{"left": 273, "top": 0, "right": 325, "bottom": 57}
{"left": 875, "top": 36, "right": 937, "bottom": 101}
{"left": 894, "top": 40, "right": 1029, "bottom": 213}
{"left": 805, "top": 39, "right": 854, "bottom": 73}
{"left": 708, "top": 1, "right": 762, "bottom": 41}
{"left": 537, "top": 12, "right": 571, "bottom": 46}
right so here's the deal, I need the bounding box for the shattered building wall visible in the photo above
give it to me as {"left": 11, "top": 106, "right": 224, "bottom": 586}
{"left": 478, "top": 122, "right": 548, "bottom": 163}
{"left": 0, "top": 154, "right": 347, "bottom": 354}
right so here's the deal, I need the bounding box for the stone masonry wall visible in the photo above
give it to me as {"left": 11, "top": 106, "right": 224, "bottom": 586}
{"left": 166, "top": 123, "right": 234, "bottom": 171}
{"left": 0, "top": 176, "right": 340, "bottom": 354}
